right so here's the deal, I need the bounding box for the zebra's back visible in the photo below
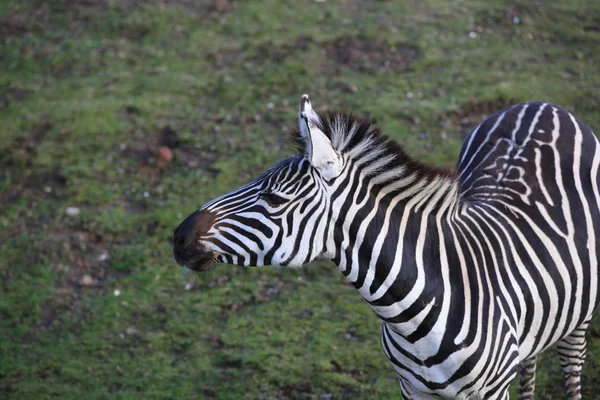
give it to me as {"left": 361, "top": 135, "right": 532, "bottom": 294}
{"left": 456, "top": 101, "right": 600, "bottom": 359}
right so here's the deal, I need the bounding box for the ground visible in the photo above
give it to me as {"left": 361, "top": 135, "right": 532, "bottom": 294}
{"left": 1, "top": 0, "right": 600, "bottom": 399}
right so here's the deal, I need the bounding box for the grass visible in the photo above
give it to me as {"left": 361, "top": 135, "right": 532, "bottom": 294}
{"left": 1, "top": 0, "right": 600, "bottom": 398}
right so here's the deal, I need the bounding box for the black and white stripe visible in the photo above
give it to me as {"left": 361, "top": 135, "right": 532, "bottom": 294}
{"left": 175, "top": 97, "right": 599, "bottom": 399}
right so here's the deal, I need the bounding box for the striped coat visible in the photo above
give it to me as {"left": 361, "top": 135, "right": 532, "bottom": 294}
{"left": 174, "top": 96, "right": 599, "bottom": 399}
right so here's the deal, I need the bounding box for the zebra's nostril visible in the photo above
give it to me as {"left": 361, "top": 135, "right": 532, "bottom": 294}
{"left": 174, "top": 234, "right": 186, "bottom": 247}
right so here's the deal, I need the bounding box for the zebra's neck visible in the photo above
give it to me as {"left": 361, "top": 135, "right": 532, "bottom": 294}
{"left": 325, "top": 160, "right": 462, "bottom": 331}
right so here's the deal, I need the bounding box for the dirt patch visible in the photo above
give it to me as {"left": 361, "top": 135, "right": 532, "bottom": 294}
{"left": 447, "top": 98, "right": 517, "bottom": 132}
{"left": 0, "top": 84, "right": 32, "bottom": 109}
{"left": 0, "top": 1, "right": 103, "bottom": 39}
{"left": 209, "top": 34, "right": 420, "bottom": 80}
{"left": 277, "top": 383, "right": 313, "bottom": 399}
{"left": 0, "top": 120, "right": 52, "bottom": 166}
{"left": 0, "top": 121, "right": 57, "bottom": 205}
{"left": 584, "top": 22, "right": 600, "bottom": 33}
{"left": 254, "top": 35, "right": 314, "bottom": 62}
{"left": 477, "top": 5, "right": 535, "bottom": 27}
{"left": 209, "top": 35, "right": 313, "bottom": 71}
{"left": 119, "top": 121, "right": 220, "bottom": 179}
{"left": 0, "top": 169, "right": 67, "bottom": 206}
{"left": 1, "top": 0, "right": 237, "bottom": 42}
{"left": 324, "top": 36, "right": 420, "bottom": 73}
{"left": 26, "top": 227, "right": 115, "bottom": 335}
{"left": 0, "top": 19, "right": 29, "bottom": 38}
{"left": 113, "top": 0, "right": 237, "bottom": 17}
{"left": 207, "top": 47, "right": 246, "bottom": 69}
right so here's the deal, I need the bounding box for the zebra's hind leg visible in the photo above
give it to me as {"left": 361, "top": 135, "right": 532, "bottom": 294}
{"left": 517, "top": 356, "right": 537, "bottom": 400}
{"left": 557, "top": 321, "right": 590, "bottom": 400}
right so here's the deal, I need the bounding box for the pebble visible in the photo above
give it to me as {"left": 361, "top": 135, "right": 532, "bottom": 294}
{"left": 157, "top": 146, "right": 173, "bottom": 163}
{"left": 114, "top": 289, "right": 121, "bottom": 297}
{"left": 65, "top": 207, "right": 80, "bottom": 217}
{"left": 81, "top": 274, "right": 94, "bottom": 286}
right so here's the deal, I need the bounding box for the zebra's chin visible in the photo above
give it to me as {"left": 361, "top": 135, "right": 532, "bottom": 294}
{"left": 178, "top": 253, "right": 219, "bottom": 272}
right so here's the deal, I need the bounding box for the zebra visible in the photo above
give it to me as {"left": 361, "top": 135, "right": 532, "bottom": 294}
{"left": 173, "top": 94, "right": 599, "bottom": 399}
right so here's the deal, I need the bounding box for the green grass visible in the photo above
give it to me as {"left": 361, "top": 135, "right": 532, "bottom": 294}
{"left": 1, "top": 0, "right": 600, "bottom": 398}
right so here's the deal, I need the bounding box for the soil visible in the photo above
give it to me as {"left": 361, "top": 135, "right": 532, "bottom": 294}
{"left": 324, "top": 36, "right": 420, "bottom": 73}
{"left": 448, "top": 98, "right": 516, "bottom": 132}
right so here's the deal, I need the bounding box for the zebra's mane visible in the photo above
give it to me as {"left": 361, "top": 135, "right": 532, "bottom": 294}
{"left": 291, "top": 111, "right": 456, "bottom": 180}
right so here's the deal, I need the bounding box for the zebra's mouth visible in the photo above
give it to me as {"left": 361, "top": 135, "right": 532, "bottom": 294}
{"left": 178, "top": 252, "right": 218, "bottom": 272}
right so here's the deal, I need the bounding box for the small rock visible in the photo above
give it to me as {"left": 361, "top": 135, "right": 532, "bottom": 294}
{"left": 125, "top": 327, "right": 137, "bottom": 335}
{"left": 114, "top": 289, "right": 121, "bottom": 297}
{"left": 81, "top": 274, "right": 94, "bottom": 286}
{"left": 266, "top": 102, "right": 275, "bottom": 109}
{"left": 65, "top": 207, "right": 80, "bottom": 217}
{"left": 157, "top": 146, "right": 173, "bottom": 164}
{"left": 512, "top": 16, "right": 520, "bottom": 25}
{"left": 468, "top": 31, "right": 477, "bottom": 39}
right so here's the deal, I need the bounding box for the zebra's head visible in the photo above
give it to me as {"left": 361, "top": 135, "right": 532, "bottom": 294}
{"left": 173, "top": 94, "right": 384, "bottom": 272}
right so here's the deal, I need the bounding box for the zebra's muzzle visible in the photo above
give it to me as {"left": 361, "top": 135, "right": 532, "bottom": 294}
{"left": 173, "top": 239, "right": 216, "bottom": 271}
{"left": 173, "top": 209, "right": 217, "bottom": 271}
{"left": 177, "top": 251, "right": 216, "bottom": 272}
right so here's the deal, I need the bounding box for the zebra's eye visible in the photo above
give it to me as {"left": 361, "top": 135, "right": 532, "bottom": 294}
{"left": 259, "top": 191, "right": 288, "bottom": 206}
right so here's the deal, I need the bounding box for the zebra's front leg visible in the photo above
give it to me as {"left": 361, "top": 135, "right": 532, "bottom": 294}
{"left": 398, "top": 378, "right": 412, "bottom": 400}
{"left": 517, "top": 356, "right": 537, "bottom": 400}
{"left": 557, "top": 321, "right": 590, "bottom": 400}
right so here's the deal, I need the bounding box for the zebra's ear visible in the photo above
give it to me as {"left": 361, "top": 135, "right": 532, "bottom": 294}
{"left": 298, "top": 94, "right": 343, "bottom": 180}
